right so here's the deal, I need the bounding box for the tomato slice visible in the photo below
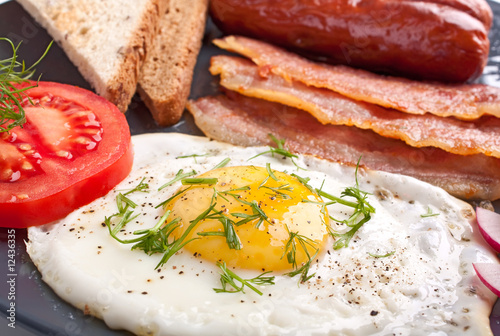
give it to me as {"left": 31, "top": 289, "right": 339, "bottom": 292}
{"left": 0, "top": 81, "right": 133, "bottom": 228}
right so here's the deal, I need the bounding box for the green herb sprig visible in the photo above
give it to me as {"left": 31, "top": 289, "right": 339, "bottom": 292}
{"left": 248, "top": 134, "right": 305, "bottom": 170}
{"left": 175, "top": 153, "right": 210, "bottom": 163}
{"left": 285, "top": 250, "right": 319, "bottom": 283}
{"left": 106, "top": 178, "right": 199, "bottom": 269}
{"left": 322, "top": 163, "right": 375, "bottom": 250}
{"left": 182, "top": 177, "right": 218, "bottom": 185}
{"left": 260, "top": 183, "right": 293, "bottom": 200}
{"left": 152, "top": 197, "right": 218, "bottom": 268}
{"left": 0, "top": 38, "right": 52, "bottom": 132}
{"left": 421, "top": 206, "right": 440, "bottom": 218}
{"left": 158, "top": 169, "right": 197, "bottom": 191}
{"left": 214, "top": 261, "right": 275, "bottom": 295}
{"left": 217, "top": 188, "right": 271, "bottom": 229}
{"left": 291, "top": 173, "right": 316, "bottom": 194}
{"left": 198, "top": 205, "right": 242, "bottom": 250}
{"left": 282, "top": 227, "right": 319, "bottom": 283}
{"left": 368, "top": 251, "right": 395, "bottom": 258}
{"left": 104, "top": 178, "right": 150, "bottom": 236}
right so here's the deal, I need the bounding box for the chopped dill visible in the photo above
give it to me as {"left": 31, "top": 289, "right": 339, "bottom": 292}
{"left": 0, "top": 37, "right": 52, "bottom": 132}
{"left": 248, "top": 134, "right": 305, "bottom": 170}
{"left": 214, "top": 261, "right": 275, "bottom": 295}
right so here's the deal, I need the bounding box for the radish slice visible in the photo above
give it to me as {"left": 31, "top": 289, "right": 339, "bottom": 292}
{"left": 473, "top": 263, "right": 500, "bottom": 297}
{"left": 476, "top": 207, "right": 500, "bottom": 253}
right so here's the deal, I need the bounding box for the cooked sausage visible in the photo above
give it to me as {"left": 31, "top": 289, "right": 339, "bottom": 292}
{"left": 209, "top": 0, "right": 493, "bottom": 83}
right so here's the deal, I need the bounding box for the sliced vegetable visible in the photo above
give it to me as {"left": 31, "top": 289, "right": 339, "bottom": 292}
{"left": 473, "top": 263, "right": 500, "bottom": 297}
{"left": 476, "top": 207, "right": 500, "bottom": 253}
{"left": 0, "top": 37, "right": 52, "bottom": 133}
{"left": 0, "top": 81, "right": 133, "bottom": 228}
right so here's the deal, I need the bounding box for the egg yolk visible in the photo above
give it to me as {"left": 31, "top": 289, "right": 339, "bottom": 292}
{"left": 165, "top": 166, "right": 329, "bottom": 272}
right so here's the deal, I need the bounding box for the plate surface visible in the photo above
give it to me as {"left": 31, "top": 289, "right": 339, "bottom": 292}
{"left": 0, "top": 0, "right": 499, "bottom": 335}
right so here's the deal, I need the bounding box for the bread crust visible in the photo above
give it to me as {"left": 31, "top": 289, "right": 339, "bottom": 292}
{"left": 106, "top": 0, "right": 164, "bottom": 112}
{"left": 138, "top": 0, "right": 208, "bottom": 126}
{"left": 17, "top": 0, "right": 169, "bottom": 112}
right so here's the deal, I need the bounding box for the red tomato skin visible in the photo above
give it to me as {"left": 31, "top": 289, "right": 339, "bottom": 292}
{"left": 0, "top": 144, "right": 133, "bottom": 227}
{"left": 0, "top": 81, "right": 133, "bottom": 228}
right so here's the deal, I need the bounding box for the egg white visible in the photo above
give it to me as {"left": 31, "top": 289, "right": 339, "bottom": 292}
{"left": 27, "top": 133, "right": 498, "bottom": 336}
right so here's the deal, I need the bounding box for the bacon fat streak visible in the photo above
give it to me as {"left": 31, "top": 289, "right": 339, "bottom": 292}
{"left": 210, "top": 55, "right": 500, "bottom": 159}
{"left": 213, "top": 36, "right": 500, "bottom": 120}
{"left": 187, "top": 92, "right": 500, "bottom": 201}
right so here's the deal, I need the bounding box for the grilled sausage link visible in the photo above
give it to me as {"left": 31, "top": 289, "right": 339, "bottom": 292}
{"left": 209, "top": 0, "right": 493, "bottom": 83}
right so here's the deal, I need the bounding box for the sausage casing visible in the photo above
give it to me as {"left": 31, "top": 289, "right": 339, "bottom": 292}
{"left": 209, "top": 0, "right": 493, "bottom": 82}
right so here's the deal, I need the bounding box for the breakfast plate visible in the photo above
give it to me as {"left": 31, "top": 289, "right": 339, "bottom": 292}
{"left": 0, "top": 0, "right": 500, "bottom": 335}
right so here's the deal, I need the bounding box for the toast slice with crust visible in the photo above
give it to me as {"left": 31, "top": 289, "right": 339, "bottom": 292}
{"left": 137, "top": 0, "right": 208, "bottom": 126}
{"left": 17, "top": 0, "right": 168, "bottom": 112}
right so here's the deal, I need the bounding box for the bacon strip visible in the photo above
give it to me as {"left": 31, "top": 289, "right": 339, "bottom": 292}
{"left": 186, "top": 92, "right": 500, "bottom": 200}
{"left": 210, "top": 55, "right": 500, "bottom": 158}
{"left": 213, "top": 36, "right": 500, "bottom": 120}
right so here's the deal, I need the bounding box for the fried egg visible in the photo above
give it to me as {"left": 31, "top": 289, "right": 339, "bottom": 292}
{"left": 27, "top": 133, "right": 498, "bottom": 336}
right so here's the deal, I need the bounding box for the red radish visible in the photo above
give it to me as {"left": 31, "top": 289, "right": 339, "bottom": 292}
{"left": 476, "top": 207, "right": 500, "bottom": 253}
{"left": 473, "top": 263, "right": 500, "bottom": 297}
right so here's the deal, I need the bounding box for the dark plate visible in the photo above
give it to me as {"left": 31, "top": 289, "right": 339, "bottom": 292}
{"left": 0, "top": 0, "right": 499, "bottom": 335}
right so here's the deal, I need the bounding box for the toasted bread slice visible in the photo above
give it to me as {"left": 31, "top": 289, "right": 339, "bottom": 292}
{"left": 17, "top": 0, "right": 168, "bottom": 112}
{"left": 137, "top": 0, "right": 208, "bottom": 126}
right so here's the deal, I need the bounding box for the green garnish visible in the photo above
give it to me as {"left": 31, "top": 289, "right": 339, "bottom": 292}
{"left": 266, "top": 163, "right": 279, "bottom": 181}
{"left": 214, "top": 261, "right": 275, "bottom": 295}
{"left": 368, "top": 251, "right": 396, "bottom": 258}
{"left": 317, "top": 189, "right": 363, "bottom": 210}
{"left": 132, "top": 214, "right": 181, "bottom": 253}
{"left": 213, "top": 157, "right": 231, "bottom": 169}
{"left": 258, "top": 164, "right": 293, "bottom": 199}
{"left": 105, "top": 179, "right": 199, "bottom": 269}
{"left": 327, "top": 196, "right": 373, "bottom": 250}
{"left": 216, "top": 186, "right": 251, "bottom": 199}
{"left": 217, "top": 189, "right": 271, "bottom": 229}
{"left": 302, "top": 198, "right": 335, "bottom": 217}
{"left": 248, "top": 200, "right": 269, "bottom": 229}
{"left": 105, "top": 193, "right": 141, "bottom": 244}
{"left": 258, "top": 175, "right": 270, "bottom": 189}
{"left": 322, "top": 160, "right": 375, "bottom": 250}
{"left": 115, "top": 192, "right": 138, "bottom": 211}
{"left": 105, "top": 207, "right": 139, "bottom": 237}
{"left": 0, "top": 38, "right": 52, "bottom": 132}
{"left": 285, "top": 250, "right": 319, "bottom": 284}
{"left": 176, "top": 153, "right": 210, "bottom": 163}
{"left": 199, "top": 207, "right": 242, "bottom": 250}
{"left": 181, "top": 177, "right": 218, "bottom": 185}
{"left": 231, "top": 212, "right": 262, "bottom": 226}
{"left": 104, "top": 179, "right": 150, "bottom": 233}
{"left": 260, "top": 183, "right": 293, "bottom": 200}
{"left": 105, "top": 155, "right": 377, "bottom": 293}
{"left": 282, "top": 226, "right": 319, "bottom": 283}
{"left": 107, "top": 209, "right": 184, "bottom": 264}
{"left": 155, "top": 186, "right": 191, "bottom": 209}
{"left": 158, "top": 169, "right": 197, "bottom": 190}
{"left": 248, "top": 134, "right": 305, "bottom": 170}
{"left": 120, "top": 177, "right": 149, "bottom": 195}
{"left": 151, "top": 193, "right": 219, "bottom": 268}
{"left": 291, "top": 173, "right": 316, "bottom": 194}
{"left": 421, "top": 207, "right": 440, "bottom": 218}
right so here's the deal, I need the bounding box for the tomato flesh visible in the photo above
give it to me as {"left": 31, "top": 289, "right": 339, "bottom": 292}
{"left": 0, "top": 81, "right": 133, "bottom": 228}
